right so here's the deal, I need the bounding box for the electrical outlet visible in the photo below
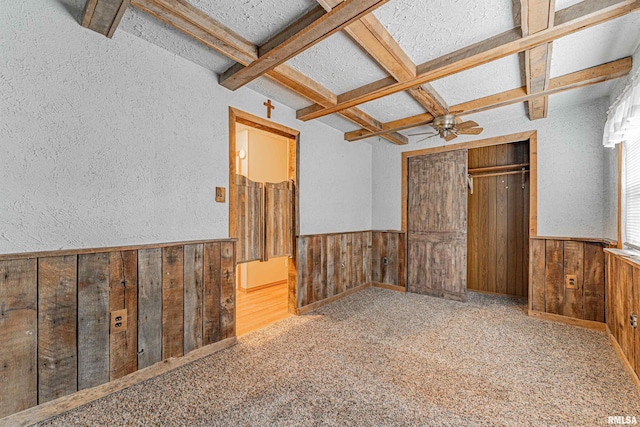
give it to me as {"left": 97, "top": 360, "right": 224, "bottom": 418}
{"left": 110, "top": 309, "right": 128, "bottom": 334}
{"left": 565, "top": 274, "right": 578, "bottom": 289}
{"left": 215, "top": 187, "right": 226, "bottom": 203}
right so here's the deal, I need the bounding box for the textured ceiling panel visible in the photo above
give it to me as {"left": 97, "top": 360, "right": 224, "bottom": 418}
{"left": 358, "top": 91, "right": 425, "bottom": 123}
{"left": 285, "top": 32, "right": 389, "bottom": 94}
{"left": 550, "top": 13, "right": 640, "bottom": 78}
{"left": 555, "top": 0, "right": 584, "bottom": 10}
{"left": 246, "top": 76, "right": 312, "bottom": 110}
{"left": 430, "top": 54, "right": 523, "bottom": 106}
{"left": 317, "top": 114, "right": 361, "bottom": 133}
{"left": 120, "top": 7, "right": 235, "bottom": 74}
{"left": 188, "top": 0, "right": 317, "bottom": 45}
{"left": 373, "top": 0, "right": 516, "bottom": 65}
{"left": 548, "top": 80, "right": 616, "bottom": 111}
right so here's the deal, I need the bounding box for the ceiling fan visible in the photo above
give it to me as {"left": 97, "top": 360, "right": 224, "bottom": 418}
{"left": 409, "top": 114, "right": 483, "bottom": 143}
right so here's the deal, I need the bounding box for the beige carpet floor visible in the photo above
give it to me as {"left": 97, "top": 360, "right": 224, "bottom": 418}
{"left": 42, "top": 288, "right": 640, "bottom": 426}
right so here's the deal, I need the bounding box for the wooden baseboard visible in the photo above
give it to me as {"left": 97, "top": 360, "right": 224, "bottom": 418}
{"left": 467, "top": 289, "right": 526, "bottom": 300}
{"left": 527, "top": 309, "right": 606, "bottom": 331}
{"left": 296, "top": 284, "right": 371, "bottom": 315}
{"left": 371, "top": 282, "right": 406, "bottom": 292}
{"left": 238, "top": 279, "right": 287, "bottom": 293}
{"left": 0, "top": 337, "right": 237, "bottom": 427}
{"left": 606, "top": 325, "right": 640, "bottom": 392}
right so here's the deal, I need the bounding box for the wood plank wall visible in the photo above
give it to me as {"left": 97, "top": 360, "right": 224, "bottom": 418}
{"left": 296, "top": 231, "right": 405, "bottom": 308}
{"left": 0, "top": 239, "right": 235, "bottom": 419}
{"left": 529, "top": 237, "right": 608, "bottom": 322}
{"left": 468, "top": 142, "right": 529, "bottom": 297}
{"left": 605, "top": 252, "right": 640, "bottom": 382}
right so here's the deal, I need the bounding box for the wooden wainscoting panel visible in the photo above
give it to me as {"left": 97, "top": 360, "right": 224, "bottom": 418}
{"left": 162, "top": 246, "right": 184, "bottom": 360}
{"left": 219, "top": 241, "right": 236, "bottom": 340}
{"left": 203, "top": 242, "right": 222, "bottom": 345}
{"left": 583, "top": 242, "right": 605, "bottom": 322}
{"left": 183, "top": 244, "right": 204, "bottom": 354}
{"left": 137, "top": 248, "right": 163, "bottom": 369}
{"left": 530, "top": 239, "right": 546, "bottom": 312}
{"left": 38, "top": 256, "right": 78, "bottom": 404}
{"left": 109, "top": 251, "right": 138, "bottom": 381}
{"left": 634, "top": 265, "right": 640, "bottom": 376}
{"left": 563, "top": 241, "right": 584, "bottom": 319}
{"left": 544, "top": 240, "right": 564, "bottom": 315}
{"left": 619, "top": 262, "right": 635, "bottom": 366}
{"left": 297, "top": 237, "right": 308, "bottom": 307}
{"left": 0, "top": 258, "right": 37, "bottom": 418}
{"left": 77, "top": 253, "right": 110, "bottom": 391}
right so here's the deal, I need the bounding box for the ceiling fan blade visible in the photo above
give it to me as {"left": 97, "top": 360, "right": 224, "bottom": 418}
{"left": 456, "top": 127, "right": 483, "bottom": 135}
{"left": 456, "top": 121, "right": 479, "bottom": 130}
{"left": 444, "top": 132, "right": 458, "bottom": 142}
{"left": 408, "top": 131, "right": 436, "bottom": 136}
{"left": 416, "top": 133, "right": 440, "bottom": 143}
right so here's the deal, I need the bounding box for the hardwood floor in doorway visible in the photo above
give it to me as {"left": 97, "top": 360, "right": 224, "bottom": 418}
{"left": 236, "top": 282, "right": 290, "bottom": 336}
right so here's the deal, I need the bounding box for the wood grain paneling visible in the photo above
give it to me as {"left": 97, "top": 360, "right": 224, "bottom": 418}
{"left": 265, "top": 180, "right": 293, "bottom": 259}
{"left": 407, "top": 150, "right": 467, "bottom": 301}
{"left": 38, "top": 256, "right": 78, "bottom": 404}
{"left": 162, "top": 246, "right": 184, "bottom": 359}
{"left": 109, "top": 251, "right": 138, "bottom": 380}
{"left": 77, "top": 253, "right": 110, "bottom": 390}
{"left": 138, "top": 248, "right": 163, "bottom": 369}
{"left": 203, "top": 242, "right": 221, "bottom": 345}
{"left": 236, "top": 175, "right": 263, "bottom": 263}
{"left": 467, "top": 142, "right": 529, "bottom": 297}
{"left": 0, "top": 239, "right": 235, "bottom": 419}
{"left": 0, "top": 259, "right": 37, "bottom": 418}
{"left": 605, "top": 251, "right": 639, "bottom": 383}
{"left": 183, "top": 244, "right": 204, "bottom": 354}
{"left": 296, "top": 231, "right": 404, "bottom": 309}
{"left": 530, "top": 238, "right": 607, "bottom": 323}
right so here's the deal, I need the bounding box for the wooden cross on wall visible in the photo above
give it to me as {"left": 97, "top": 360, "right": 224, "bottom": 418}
{"left": 264, "top": 99, "right": 275, "bottom": 118}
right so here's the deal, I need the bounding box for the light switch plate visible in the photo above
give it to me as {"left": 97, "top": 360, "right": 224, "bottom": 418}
{"left": 110, "top": 309, "right": 128, "bottom": 334}
{"left": 215, "top": 187, "right": 226, "bottom": 203}
{"left": 565, "top": 274, "right": 578, "bottom": 289}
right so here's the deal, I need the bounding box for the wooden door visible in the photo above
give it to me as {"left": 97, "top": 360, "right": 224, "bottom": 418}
{"left": 407, "top": 150, "right": 468, "bottom": 301}
{"left": 264, "top": 180, "right": 294, "bottom": 259}
{"left": 235, "top": 174, "right": 263, "bottom": 263}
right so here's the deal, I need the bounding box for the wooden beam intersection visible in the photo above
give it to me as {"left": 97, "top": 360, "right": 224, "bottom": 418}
{"left": 298, "top": 0, "right": 640, "bottom": 121}
{"left": 130, "top": 0, "right": 406, "bottom": 145}
{"left": 344, "top": 57, "right": 632, "bottom": 141}
{"left": 219, "top": 0, "right": 391, "bottom": 91}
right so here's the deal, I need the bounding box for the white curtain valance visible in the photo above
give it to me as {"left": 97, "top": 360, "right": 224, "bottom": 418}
{"left": 603, "top": 70, "right": 640, "bottom": 148}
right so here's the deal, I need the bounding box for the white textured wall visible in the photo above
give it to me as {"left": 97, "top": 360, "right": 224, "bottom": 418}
{"left": 0, "top": 0, "right": 372, "bottom": 254}
{"left": 372, "top": 99, "right": 609, "bottom": 238}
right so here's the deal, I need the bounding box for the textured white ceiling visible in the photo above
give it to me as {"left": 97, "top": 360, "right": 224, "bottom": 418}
{"left": 431, "top": 54, "right": 523, "bottom": 106}
{"left": 113, "top": 0, "right": 640, "bottom": 139}
{"left": 372, "top": 0, "right": 516, "bottom": 65}
{"left": 285, "top": 31, "right": 389, "bottom": 94}
{"left": 550, "top": 12, "right": 640, "bottom": 78}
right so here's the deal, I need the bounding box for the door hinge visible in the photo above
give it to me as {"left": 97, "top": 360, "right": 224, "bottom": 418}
{"left": 631, "top": 314, "right": 638, "bottom": 329}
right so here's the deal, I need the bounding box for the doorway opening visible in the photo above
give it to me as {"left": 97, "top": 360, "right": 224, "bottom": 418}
{"left": 229, "top": 108, "right": 299, "bottom": 336}
{"left": 467, "top": 141, "right": 530, "bottom": 298}
{"left": 402, "top": 131, "right": 538, "bottom": 302}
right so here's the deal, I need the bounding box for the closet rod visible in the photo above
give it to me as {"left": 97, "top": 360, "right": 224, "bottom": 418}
{"left": 469, "top": 169, "right": 529, "bottom": 179}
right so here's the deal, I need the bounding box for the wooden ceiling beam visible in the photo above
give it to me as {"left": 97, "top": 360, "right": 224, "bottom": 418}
{"left": 218, "top": 0, "right": 391, "bottom": 91}
{"left": 344, "top": 57, "right": 632, "bottom": 142}
{"left": 131, "top": 0, "right": 406, "bottom": 145}
{"left": 298, "top": 0, "right": 640, "bottom": 121}
{"left": 317, "top": 0, "right": 448, "bottom": 116}
{"left": 522, "top": 0, "right": 556, "bottom": 120}
{"left": 82, "top": 0, "right": 130, "bottom": 38}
